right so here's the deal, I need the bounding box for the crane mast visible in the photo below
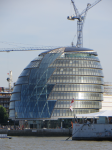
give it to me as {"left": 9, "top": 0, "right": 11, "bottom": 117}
{"left": 67, "top": 0, "right": 102, "bottom": 48}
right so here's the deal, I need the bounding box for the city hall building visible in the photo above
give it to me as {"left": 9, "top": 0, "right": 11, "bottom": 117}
{"left": 9, "top": 47, "right": 104, "bottom": 128}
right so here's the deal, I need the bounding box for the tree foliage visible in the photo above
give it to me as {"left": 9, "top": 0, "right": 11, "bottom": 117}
{"left": 0, "top": 105, "right": 8, "bottom": 124}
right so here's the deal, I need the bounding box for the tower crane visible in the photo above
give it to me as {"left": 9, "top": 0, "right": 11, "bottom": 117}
{"left": 0, "top": 46, "right": 63, "bottom": 52}
{"left": 67, "top": 0, "right": 102, "bottom": 48}
{"left": 0, "top": 0, "right": 102, "bottom": 52}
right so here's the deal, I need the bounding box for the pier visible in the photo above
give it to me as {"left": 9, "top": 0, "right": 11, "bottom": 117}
{"left": 0, "top": 129, "right": 72, "bottom": 137}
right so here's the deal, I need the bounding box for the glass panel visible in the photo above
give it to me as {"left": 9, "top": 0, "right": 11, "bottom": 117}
{"left": 10, "top": 93, "right": 21, "bottom": 101}
{"left": 9, "top": 110, "right": 15, "bottom": 117}
{"left": 52, "top": 84, "right": 103, "bottom": 92}
{"left": 48, "top": 76, "right": 104, "bottom": 85}
{"left": 48, "top": 92, "right": 103, "bottom": 101}
{"left": 32, "top": 55, "right": 43, "bottom": 61}
{"left": 13, "top": 85, "right": 21, "bottom": 93}
{"left": 15, "top": 77, "right": 28, "bottom": 85}
{"left": 19, "top": 69, "right": 30, "bottom": 77}
{"left": 59, "top": 52, "right": 99, "bottom": 61}
{"left": 51, "top": 108, "right": 99, "bottom": 117}
{"left": 50, "top": 59, "right": 102, "bottom": 69}
{"left": 53, "top": 68, "right": 103, "bottom": 76}
{"left": 25, "top": 60, "right": 40, "bottom": 69}
{"left": 9, "top": 101, "right": 15, "bottom": 109}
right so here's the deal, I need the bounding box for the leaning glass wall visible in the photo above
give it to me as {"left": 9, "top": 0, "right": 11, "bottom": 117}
{"left": 9, "top": 47, "right": 104, "bottom": 122}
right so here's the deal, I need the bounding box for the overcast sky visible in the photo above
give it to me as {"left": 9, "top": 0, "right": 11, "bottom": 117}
{"left": 0, "top": 0, "right": 112, "bottom": 87}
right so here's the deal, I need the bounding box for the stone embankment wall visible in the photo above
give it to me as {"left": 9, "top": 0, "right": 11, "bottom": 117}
{"left": 0, "top": 129, "right": 72, "bottom": 136}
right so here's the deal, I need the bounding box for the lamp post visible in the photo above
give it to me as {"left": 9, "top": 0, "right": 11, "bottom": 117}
{"left": 7, "top": 120, "right": 9, "bottom": 128}
{"left": 61, "top": 119, "right": 64, "bottom": 128}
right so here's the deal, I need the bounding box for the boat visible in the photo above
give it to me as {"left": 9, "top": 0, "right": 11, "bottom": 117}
{"left": 0, "top": 134, "right": 12, "bottom": 139}
{"left": 72, "top": 110, "right": 112, "bottom": 140}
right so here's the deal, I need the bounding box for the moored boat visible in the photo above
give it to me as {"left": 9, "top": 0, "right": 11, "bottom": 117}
{"left": 72, "top": 110, "right": 112, "bottom": 140}
{"left": 0, "top": 134, "right": 12, "bottom": 139}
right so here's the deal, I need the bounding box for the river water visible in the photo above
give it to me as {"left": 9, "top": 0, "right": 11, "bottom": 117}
{"left": 1, "top": 136, "right": 112, "bottom": 150}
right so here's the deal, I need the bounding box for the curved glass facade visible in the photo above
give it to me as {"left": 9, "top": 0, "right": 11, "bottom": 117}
{"left": 9, "top": 47, "right": 104, "bottom": 120}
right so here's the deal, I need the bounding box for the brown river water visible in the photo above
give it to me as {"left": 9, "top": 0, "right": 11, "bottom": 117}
{"left": 1, "top": 136, "right": 112, "bottom": 150}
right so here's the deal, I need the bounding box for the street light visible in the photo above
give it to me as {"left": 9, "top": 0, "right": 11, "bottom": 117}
{"left": 7, "top": 120, "right": 9, "bottom": 127}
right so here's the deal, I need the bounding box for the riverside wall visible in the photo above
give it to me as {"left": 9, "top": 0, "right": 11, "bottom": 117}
{"left": 0, "top": 129, "right": 72, "bottom": 136}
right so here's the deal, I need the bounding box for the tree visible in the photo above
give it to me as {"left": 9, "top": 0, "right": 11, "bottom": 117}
{"left": 0, "top": 105, "right": 8, "bottom": 124}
